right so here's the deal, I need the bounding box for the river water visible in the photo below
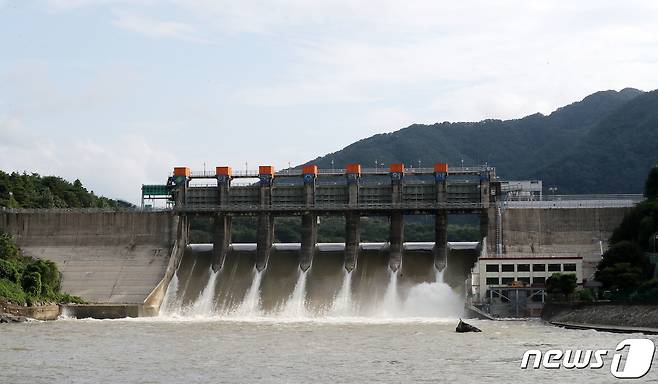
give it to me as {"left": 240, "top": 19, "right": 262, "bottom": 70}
{"left": 1, "top": 318, "right": 657, "bottom": 383}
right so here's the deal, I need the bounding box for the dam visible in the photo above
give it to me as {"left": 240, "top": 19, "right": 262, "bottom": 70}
{"left": 0, "top": 163, "right": 641, "bottom": 318}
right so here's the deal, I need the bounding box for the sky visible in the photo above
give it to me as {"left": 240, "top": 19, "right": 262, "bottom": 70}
{"left": 2, "top": 0, "right": 658, "bottom": 203}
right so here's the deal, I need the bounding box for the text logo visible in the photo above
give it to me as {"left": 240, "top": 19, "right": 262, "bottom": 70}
{"left": 520, "top": 338, "right": 655, "bottom": 379}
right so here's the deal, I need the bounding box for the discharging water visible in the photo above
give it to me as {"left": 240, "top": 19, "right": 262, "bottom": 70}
{"left": 160, "top": 246, "right": 465, "bottom": 320}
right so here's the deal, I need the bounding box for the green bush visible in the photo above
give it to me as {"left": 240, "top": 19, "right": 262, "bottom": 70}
{"left": 0, "top": 278, "right": 26, "bottom": 304}
{"left": 0, "top": 231, "right": 83, "bottom": 306}
{"left": 0, "top": 233, "right": 20, "bottom": 260}
{"left": 54, "top": 292, "right": 86, "bottom": 304}
{"left": 634, "top": 277, "right": 658, "bottom": 303}
{"left": 546, "top": 273, "right": 577, "bottom": 296}
{"left": 0, "top": 258, "right": 20, "bottom": 283}
{"left": 24, "top": 259, "right": 60, "bottom": 294}
{"left": 578, "top": 288, "right": 596, "bottom": 302}
{"left": 21, "top": 271, "right": 42, "bottom": 297}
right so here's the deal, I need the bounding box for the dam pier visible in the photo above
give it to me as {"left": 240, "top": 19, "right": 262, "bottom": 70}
{"left": 170, "top": 163, "right": 497, "bottom": 276}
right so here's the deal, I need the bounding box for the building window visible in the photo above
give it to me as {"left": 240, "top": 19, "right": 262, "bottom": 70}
{"left": 548, "top": 264, "right": 561, "bottom": 272}
{"left": 486, "top": 277, "right": 499, "bottom": 285}
{"left": 517, "top": 264, "right": 530, "bottom": 272}
{"left": 501, "top": 264, "right": 514, "bottom": 272}
{"left": 518, "top": 277, "right": 531, "bottom": 285}
{"left": 533, "top": 276, "right": 546, "bottom": 285}
{"left": 501, "top": 277, "right": 514, "bottom": 285}
{"left": 533, "top": 264, "right": 545, "bottom": 271}
{"left": 486, "top": 264, "right": 499, "bottom": 272}
{"left": 564, "top": 263, "right": 577, "bottom": 272}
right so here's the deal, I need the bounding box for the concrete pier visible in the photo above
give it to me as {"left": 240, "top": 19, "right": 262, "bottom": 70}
{"left": 212, "top": 214, "right": 231, "bottom": 271}
{"left": 300, "top": 213, "right": 317, "bottom": 271}
{"left": 256, "top": 214, "right": 274, "bottom": 271}
{"left": 389, "top": 212, "right": 404, "bottom": 271}
{"left": 345, "top": 212, "right": 360, "bottom": 271}
{"left": 434, "top": 165, "right": 448, "bottom": 270}
{"left": 433, "top": 212, "right": 448, "bottom": 270}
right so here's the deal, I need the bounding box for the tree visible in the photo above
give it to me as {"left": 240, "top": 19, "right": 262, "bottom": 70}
{"left": 0, "top": 233, "right": 20, "bottom": 260}
{"left": 645, "top": 165, "right": 658, "bottom": 200}
{"left": 546, "top": 273, "right": 577, "bottom": 296}
{"left": 596, "top": 263, "right": 645, "bottom": 291}
{"left": 595, "top": 241, "right": 653, "bottom": 289}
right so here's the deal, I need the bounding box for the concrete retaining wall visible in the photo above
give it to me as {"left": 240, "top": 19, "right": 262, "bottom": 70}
{"left": 1, "top": 300, "right": 60, "bottom": 321}
{"left": 0, "top": 211, "right": 187, "bottom": 314}
{"left": 499, "top": 207, "right": 630, "bottom": 278}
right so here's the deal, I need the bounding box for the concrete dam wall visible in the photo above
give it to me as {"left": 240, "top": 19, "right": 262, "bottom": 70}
{"left": 500, "top": 207, "right": 631, "bottom": 277}
{"left": 0, "top": 210, "right": 187, "bottom": 313}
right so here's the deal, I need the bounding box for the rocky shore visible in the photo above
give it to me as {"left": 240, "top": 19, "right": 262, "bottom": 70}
{"left": 542, "top": 302, "right": 658, "bottom": 329}
{"left": 0, "top": 300, "right": 60, "bottom": 322}
{"left": 0, "top": 313, "right": 28, "bottom": 323}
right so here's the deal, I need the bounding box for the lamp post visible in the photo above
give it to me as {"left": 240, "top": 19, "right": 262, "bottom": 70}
{"left": 8, "top": 191, "right": 13, "bottom": 208}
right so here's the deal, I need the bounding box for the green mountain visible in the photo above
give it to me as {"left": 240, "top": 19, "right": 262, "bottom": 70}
{"left": 305, "top": 88, "right": 655, "bottom": 193}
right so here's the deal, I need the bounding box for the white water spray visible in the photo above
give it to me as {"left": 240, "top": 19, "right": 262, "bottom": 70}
{"left": 401, "top": 268, "right": 463, "bottom": 318}
{"left": 191, "top": 268, "right": 219, "bottom": 316}
{"left": 378, "top": 269, "right": 400, "bottom": 316}
{"left": 282, "top": 269, "right": 309, "bottom": 317}
{"left": 330, "top": 270, "right": 353, "bottom": 316}
{"left": 233, "top": 268, "right": 264, "bottom": 316}
{"left": 160, "top": 273, "right": 179, "bottom": 314}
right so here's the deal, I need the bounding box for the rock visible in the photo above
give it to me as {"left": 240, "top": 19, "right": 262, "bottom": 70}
{"left": 0, "top": 313, "right": 29, "bottom": 323}
{"left": 456, "top": 319, "right": 481, "bottom": 333}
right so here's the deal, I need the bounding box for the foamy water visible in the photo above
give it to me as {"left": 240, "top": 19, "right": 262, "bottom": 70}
{"left": 6, "top": 317, "right": 655, "bottom": 383}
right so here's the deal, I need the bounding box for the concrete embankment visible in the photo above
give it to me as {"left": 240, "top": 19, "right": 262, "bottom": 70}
{"left": 542, "top": 302, "right": 658, "bottom": 333}
{"left": 500, "top": 207, "right": 631, "bottom": 277}
{"left": 1, "top": 300, "right": 60, "bottom": 321}
{"left": 0, "top": 210, "right": 187, "bottom": 317}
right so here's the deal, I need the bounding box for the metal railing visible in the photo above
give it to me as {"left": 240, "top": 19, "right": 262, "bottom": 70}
{"left": 186, "top": 165, "right": 495, "bottom": 178}
{"left": 505, "top": 199, "right": 641, "bottom": 209}
{"left": 177, "top": 201, "right": 484, "bottom": 212}
{"left": 506, "top": 194, "right": 644, "bottom": 202}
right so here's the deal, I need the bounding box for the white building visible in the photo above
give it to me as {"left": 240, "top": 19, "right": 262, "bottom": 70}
{"left": 472, "top": 255, "right": 583, "bottom": 301}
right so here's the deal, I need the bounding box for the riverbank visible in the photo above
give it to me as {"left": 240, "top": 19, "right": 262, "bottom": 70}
{"left": 542, "top": 302, "right": 658, "bottom": 333}
{"left": 0, "top": 300, "right": 60, "bottom": 321}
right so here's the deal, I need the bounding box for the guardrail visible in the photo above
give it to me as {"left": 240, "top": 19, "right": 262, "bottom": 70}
{"left": 176, "top": 202, "right": 484, "bottom": 212}
{"left": 505, "top": 200, "right": 639, "bottom": 209}
{"left": 506, "top": 194, "right": 644, "bottom": 202}
{"left": 187, "top": 166, "right": 495, "bottom": 179}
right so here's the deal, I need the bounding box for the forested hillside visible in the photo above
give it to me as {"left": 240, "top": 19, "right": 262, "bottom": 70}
{"left": 0, "top": 171, "right": 133, "bottom": 209}
{"left": 305, "top": 88, "right": 657, "bottom": 193}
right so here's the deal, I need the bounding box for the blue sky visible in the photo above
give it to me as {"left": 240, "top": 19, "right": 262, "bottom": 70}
{"left": 2, "top": 0, "right": 658, "bottom": 203}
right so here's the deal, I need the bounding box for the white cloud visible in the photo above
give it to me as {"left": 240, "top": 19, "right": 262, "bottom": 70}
{"left": 111, "top": 12, "right": 208, "bottom": 43}
{"left": 0, "top": 116, "right": 177, "bottom": 203}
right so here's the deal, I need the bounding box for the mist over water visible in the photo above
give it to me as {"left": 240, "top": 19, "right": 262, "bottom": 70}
{"left": 160, "top": 246, "right": 466, "bottom": 321}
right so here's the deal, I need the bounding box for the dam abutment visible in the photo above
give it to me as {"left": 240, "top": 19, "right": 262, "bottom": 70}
{"left": 0, "top": 209, "right": 189, "bottom": 317}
